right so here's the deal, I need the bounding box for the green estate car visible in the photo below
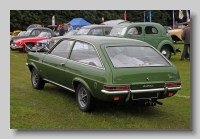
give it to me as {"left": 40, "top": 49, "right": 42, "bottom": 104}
{"left": 109, "top": 22, "right": 178, "bottom": 59}
{"left": 26, "top": 35, "right": 181, "bottom": 112}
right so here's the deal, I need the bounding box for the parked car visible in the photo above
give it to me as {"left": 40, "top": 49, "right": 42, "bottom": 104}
{"left": 167, "top": 29, "right": 183, "bottom": 44}
{"left": 109, "top": 22, "right": 178, "bottom": 59}
{"left": 167, "top": 22, "right": 188, "bottom": 44}
{"left": 76, "top": 25, "right": 113, "bottom": 36}
{"left": 11, "top": 31, "right": 53, "bottom": 52}
{"left": 10, "top": 27, "right": 55, "bottom": 51}
{"left": 26, "top": 35, "right": 182, "bottom": 112}
{"left": 10, "top": 30, "right": 22, "bottom": 36}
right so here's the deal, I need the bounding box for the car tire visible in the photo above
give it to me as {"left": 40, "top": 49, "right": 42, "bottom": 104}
{"left": 31, "top": 68, "right": 45, "bottom": 89}
{"left": 161, "top": 46, "right": 171, "bottom": 60}
{"left": 76, "top": 84, "right": 96, "bottom": 112}
{"left": 24, "top": 43, "right": 34, "bottom": 53}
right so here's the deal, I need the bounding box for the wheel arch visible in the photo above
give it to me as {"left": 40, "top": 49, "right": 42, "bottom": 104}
{"left": 72, "top": 77, "right": 94, "bottom": 97}
{"left": 27, "top": 63, "right": 43, "bottom": 78}
{"left": 157, "top": 40, "right": 176, "bottom": 54}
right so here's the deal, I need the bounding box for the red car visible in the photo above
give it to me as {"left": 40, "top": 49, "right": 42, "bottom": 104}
{"left": 12, "top": 32, "right": 52, "bottom": 52}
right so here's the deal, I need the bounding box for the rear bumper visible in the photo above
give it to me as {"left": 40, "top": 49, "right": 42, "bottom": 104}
{"left": 101, "top": 87, "right": 181, "bottom": 95}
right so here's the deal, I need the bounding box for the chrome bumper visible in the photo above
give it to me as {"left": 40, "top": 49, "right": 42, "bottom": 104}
{"left": 101, "top": 86, "right": 181, "bottom": 95}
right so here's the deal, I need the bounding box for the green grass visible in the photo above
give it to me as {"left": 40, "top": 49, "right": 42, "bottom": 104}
{"left": 10, "top": 43, "right": 190, "bottom": 130}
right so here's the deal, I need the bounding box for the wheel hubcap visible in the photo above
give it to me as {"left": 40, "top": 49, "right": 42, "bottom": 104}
{"left": 162, "top": 50, "right": 167, "bottom": 55}
{"left": 32, "top": 70, "right": 38, "bottom": 86}
{"left": 78, "top": 87, "right": 88, "bottom": 107}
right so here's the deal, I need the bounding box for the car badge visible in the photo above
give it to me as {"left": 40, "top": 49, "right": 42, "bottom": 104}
{"left": 168, "top": 74, "right": 176, "bottom": 79}
{"left": 146, "top": 77, "right": 149, "bottom": 81}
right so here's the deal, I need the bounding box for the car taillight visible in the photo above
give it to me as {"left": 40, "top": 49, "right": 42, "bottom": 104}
{"left": 165, "top": 82, "right": 181, "bottom": 87}
{"left": 103, "top": 85, "right": 130, "bottom": 91}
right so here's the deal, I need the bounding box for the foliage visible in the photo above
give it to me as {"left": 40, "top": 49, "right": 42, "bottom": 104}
{"left": 10, "top": 10, "right": 190, "bottom": 32}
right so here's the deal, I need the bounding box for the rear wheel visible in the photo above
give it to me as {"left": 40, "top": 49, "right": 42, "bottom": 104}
{"left": 24, "top": 43, "right": 34, "bottom": 53}
{"left": 31, "top": 68, "right": 45, "bottom": 89}
{"left": 161, "top": 46, "right": 171, "bottom": 60}
{"left": 76, "top": 84, "right": 96, "bottom": 112}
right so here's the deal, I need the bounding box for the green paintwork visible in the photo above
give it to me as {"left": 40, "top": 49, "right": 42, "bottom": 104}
{"left": 26, "top": 35, "right": 181, "bottom": 102}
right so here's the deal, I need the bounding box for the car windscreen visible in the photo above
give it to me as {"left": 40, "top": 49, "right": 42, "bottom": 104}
{"left": 24, "top": 29, "right": 33, "bottom": 36}
{"left": 105, "top": 46, "right": 171, "bottom": 68}
{"left": 109, "top": 26, "right": 127, "bottom": 36}
{"left": 76, "top": 28, "right": 90, "bottom": 35}
{"left": 38, "top": 32, "right": 51, "bottom": 38}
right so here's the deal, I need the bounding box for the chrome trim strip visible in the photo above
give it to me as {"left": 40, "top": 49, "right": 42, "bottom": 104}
{"left": 68, "top": 59, "right": 105, "bottom": 70}
{"left": 167, "top": 86, "right": 182, "bottom": 90}
{"left": 130, "top": 88, "right": 165, "bottom": 93}
{"left": 43, "top": 78, "right": 75, "bottom": 92}
{"left": 101, "top": 87, "right": 181, "bottom": 95}
{"left": 101, "top": 90, "right": 129, "bottom": 95}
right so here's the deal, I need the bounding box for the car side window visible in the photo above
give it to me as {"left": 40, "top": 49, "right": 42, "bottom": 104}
{"left": 70, "top": 41, "right": 103, "bottom": 68}
{"left": 145, "top": 26, "right": 158, "bottom": 34}
{"left": 50, "top": 40, "right": 74, "bottom": 58}
{"left": 104, "top": 27, "right": 112, "bottom": 35}
{"left": 127, "top": 27, "right": 142, "bottom": 35}
{"left": 90, "top": 29, "right": 103, "bottom": 35}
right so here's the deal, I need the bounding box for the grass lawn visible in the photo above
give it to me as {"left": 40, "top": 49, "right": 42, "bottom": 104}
{"left": 10, "top": 43, "right": 190, "bottom": 130}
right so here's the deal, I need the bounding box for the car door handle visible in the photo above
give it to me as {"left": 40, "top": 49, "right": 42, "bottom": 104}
{"left": 60, "top": 63, "right": 65, "bottom": 66}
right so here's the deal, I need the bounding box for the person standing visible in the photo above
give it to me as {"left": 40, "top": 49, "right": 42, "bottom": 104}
{"left": 180, "top": 19, "right": 190, "bottom": 60}
{"left": 76, "top": 25, "right": 81, "bottom": 30}
{"left": 174, "top": 21, "right": 179, "bottom": 29}
{"left": 67, "top": 23, "right": 73, "bottom": 32}
{"left": 59, "top": 24, "right": 65, "bottom": 36}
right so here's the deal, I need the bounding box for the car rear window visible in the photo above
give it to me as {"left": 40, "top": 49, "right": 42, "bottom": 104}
{"left": 105, "top": 46, "right": 171, "bottom": 68}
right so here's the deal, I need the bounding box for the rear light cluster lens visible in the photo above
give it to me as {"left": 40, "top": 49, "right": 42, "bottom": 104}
{"left": 165, "top": 82, "right": 181, "bottom": 87}
{"left": 103, "top": 85, "right": 130, "bottom": 91}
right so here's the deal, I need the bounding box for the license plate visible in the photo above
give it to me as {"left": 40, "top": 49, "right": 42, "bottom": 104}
{"left": 132, "top": 92, "right": 158, "bottom": 100}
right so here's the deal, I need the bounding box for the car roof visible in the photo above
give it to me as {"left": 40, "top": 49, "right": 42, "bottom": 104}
{"left": 81, "top": 24, "right": 114, "bottom": 29}
{"left": 60, "top": 35, "right": 150, "bottom": 46}
{"left": 101, "top": 19, "right": 131, "bottom": 25}
{"left": 116, "top": 22, "right": 163, "bottom": 27}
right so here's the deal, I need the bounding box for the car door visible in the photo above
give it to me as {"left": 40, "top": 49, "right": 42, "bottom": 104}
{"left": 41, "top": 39, "right": 74, "bottom": 86}
{"left": 144, "top": 26, "right": 161, "bottom": 48}
{"left": 124, "top": 26, "right": 145, "bottom": 42}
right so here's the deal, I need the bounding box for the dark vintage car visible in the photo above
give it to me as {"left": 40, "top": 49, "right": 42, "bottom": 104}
{"left": 11, "top": 31, "right": 53, "bottom": 52}
{"left": 26, "top": 35, "right": 181, "bottom": 112}
{"left": 10, "top": 27, "right": 55, "bottom": 51}
{"left": 109, "top": 22, "right": 179, "bottom": 59}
